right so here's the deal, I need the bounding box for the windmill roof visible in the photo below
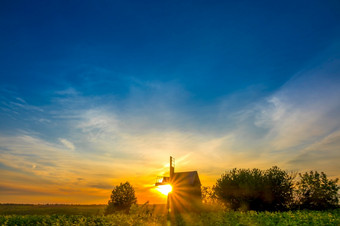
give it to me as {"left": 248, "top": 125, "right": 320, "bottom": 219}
{"left": 172, "top": 171, "right": 201, "bottom": 186}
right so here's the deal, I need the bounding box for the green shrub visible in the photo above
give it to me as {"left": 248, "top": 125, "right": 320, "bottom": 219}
{"left": 214, "top": 166, "right": 294, "bottom": 211}
{"left": 295, "top": 171, "right": 339, "bottom": 210}
{"left": 105, "top": 181, "right": 137, "bottom": 215}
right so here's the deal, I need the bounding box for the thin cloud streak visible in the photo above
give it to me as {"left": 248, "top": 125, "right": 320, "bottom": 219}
{"left": 59, "top": 138, "right": 75, "bottom": 151}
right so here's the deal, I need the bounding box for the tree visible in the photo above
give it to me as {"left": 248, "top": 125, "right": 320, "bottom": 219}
{"left": 265, "top": 166, "right": 295, "bottom": 210}
{"left": 214, "top": 167, "right": 294, "bottom": 211}
{"left": 105, "top": 182, "right": 137, "bottom": 215}
{"left": 214, "top": 168, "right": 266, "bottom": 211}
{"left": 295, "top": 171, "right": 339, "bottom": 210}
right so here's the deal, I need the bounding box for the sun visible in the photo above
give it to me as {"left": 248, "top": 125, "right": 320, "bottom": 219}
{"left": 156, "top": 184, "right": 172, "bottom": 196}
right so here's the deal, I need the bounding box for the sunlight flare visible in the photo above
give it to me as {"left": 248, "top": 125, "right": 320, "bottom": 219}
{"left": 156, "top": 184, "right": 172, "bottom": 196}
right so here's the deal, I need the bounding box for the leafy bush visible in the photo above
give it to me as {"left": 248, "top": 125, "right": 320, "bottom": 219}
{"left": 105, "top": 181, "right": 137, "bottom": 215}
{"left": 214, "top": 166, "right": 294, "bottom": 211}
{"left": 295, "top": 171, "right": 339, "bottom": 210}
{"left": 266, "top": 166, "right": 295, "bottom": 210}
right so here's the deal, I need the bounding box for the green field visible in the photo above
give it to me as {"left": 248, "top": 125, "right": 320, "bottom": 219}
{"left": 0, "top": 204, "right": 106, "bottom": 216}
{"left": 0, "top": 204, "right": 339, "bottom": 225}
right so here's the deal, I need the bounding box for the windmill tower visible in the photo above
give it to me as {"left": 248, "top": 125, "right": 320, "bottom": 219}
{"left": 170, "top": 156, "right": 175, "bottom": 179}
{"left": 155, "top": 156, "right": 175, "bottom": 214}
{"left": 155, "top": 156, "right": 174, "bottom": 186}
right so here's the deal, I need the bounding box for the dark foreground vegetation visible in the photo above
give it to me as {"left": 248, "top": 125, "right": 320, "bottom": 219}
{"left": 0, "top": 204, "right": 106, "bottom": 216}
{"left": 0, "top": 204, "right": 339, "bottom": 225}
{"left": 210, "top": 167, "right": 339, "bottom": 211}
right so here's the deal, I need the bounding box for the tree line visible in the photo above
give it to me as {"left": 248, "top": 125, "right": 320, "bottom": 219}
{"left": 203, "top": 167, "right": 339, "bottom": 211}
{"left": 105, "top": 167, "right": 339, "bottom": 214}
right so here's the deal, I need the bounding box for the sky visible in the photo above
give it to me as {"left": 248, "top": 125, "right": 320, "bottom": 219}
{"left": 1, "top": 0, "right": 340, "bottom": 204}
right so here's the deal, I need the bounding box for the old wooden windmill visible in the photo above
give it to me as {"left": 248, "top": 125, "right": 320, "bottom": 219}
{"left": 155, "top": 156, "right": 202, "bottom": 213}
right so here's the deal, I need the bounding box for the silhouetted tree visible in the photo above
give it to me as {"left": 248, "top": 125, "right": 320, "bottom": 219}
{"left": 214, "top": 168, "right": 265, "bottom": 210}
{"left": 214, "top": 167, "right": 294, "bottom": 211}
{"left": 295, "top": 171, "right": 339, "bottom": 210}
{"left": 105, "top": 182, "right": 137, "bottom": 215}
{"left": 265, "top": 166, "right": 295, "bottom": 210}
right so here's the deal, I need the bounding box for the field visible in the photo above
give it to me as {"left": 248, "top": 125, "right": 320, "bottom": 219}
{"left": 0, "top": 204, "right": 339, "bottom": 225}
{"left": 0, "top": 204, "right": 106, "bottom": 216}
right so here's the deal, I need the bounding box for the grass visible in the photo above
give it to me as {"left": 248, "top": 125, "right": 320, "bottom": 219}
{"left": 0, "top": 204, "right": 339, "bottom": 225}
{"left": 175, "top": 209, "right": 340, "bottom": 225}
{"left": 0, "top": 204, "right": 106, "bottom": 216}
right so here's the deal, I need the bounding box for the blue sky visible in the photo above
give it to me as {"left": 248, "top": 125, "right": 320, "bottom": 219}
{"left": 0, "top": 0, "right": 340, "bottom": 204}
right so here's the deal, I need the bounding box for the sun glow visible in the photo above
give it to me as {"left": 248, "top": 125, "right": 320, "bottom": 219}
{"left": 156, "top": 184, "right": 172, "bottom": 196}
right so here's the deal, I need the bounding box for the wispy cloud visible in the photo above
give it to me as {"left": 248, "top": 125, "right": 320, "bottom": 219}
{"left": 59, "top": 138, "right": 75, "bottom": 151}
{"left": 249, "top": 59, "right": 340, "bottom": 177}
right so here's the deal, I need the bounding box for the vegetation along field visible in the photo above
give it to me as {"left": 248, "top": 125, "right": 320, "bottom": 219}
{"left": 0, "top": 204, "right": 339, "bottom": 225}
{"left": 1, "top": 167, "right": 339, "bottom": 225}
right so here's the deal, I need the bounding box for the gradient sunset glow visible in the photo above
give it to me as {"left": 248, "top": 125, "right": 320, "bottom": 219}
{"left": 1, "top": 1, "right": 340, "bottom": 205}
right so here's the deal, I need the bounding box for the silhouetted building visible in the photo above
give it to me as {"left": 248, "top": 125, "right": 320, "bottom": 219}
{"left": 156, "top": 157, "right": 202, "bottom": 213}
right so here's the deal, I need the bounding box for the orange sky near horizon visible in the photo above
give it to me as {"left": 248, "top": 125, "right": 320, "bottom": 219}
{"left": 1, "top": 148, "right": 339, "bottom": 205}
{"left": 0, "top": 151, "right": 222, "bottom": 204}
